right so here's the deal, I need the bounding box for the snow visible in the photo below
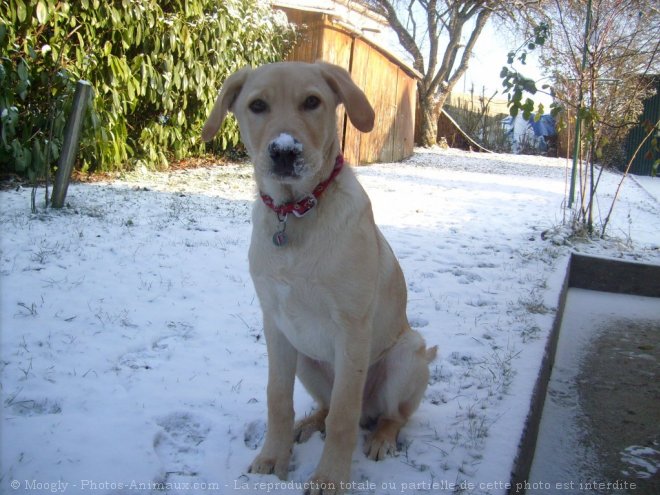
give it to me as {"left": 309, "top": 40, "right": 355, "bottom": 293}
{"left": 1, "top": 148, "right": 659, "bottom": 494}
{"left": 631, "top": 174, "right": 660, "bottom": 204}
{"left": 527, "top": 289, "right": 660, "bottom": 492}
{"left": 270, "top": 133, "right": 303, "bottom": 153}
{"left": 621, "top": 445, "right": 659, "bottom": 480}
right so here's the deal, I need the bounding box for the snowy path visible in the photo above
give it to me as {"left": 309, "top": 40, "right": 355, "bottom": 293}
{"left": 1, "top": 149, "right": 658, "bottom": 494}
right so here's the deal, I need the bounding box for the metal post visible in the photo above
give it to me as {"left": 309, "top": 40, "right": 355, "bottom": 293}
{"left": 51, "top": 80, "right": 92, "bottom": 208}
{"left": 568, "top": 0, "right": 592, "bottom": 208}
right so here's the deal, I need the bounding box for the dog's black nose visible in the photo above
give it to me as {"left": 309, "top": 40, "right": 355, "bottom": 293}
{"left": 268, "top": 134, "right": 303, "bottom": 177}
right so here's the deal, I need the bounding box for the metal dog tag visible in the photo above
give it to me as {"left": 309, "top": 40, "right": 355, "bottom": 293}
{"left": 272, "top": 230, "right": 288, "bottom": 247}
{"left": 272, "top": 213, "right": 288, "bottom": 247}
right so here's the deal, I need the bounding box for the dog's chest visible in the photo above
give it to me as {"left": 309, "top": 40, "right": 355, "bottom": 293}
{"left": 256, "top": 267, "right": 339, "bottom": 362}
{"left": 249, "top": 183, "right": 369, "bottom": 363}
{"left": 279, "top": 281, "right": 337, "bottom": 358}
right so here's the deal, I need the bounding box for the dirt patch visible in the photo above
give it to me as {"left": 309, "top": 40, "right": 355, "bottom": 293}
{"left": 578, "top": 318, "right": 660, "bottom": 494}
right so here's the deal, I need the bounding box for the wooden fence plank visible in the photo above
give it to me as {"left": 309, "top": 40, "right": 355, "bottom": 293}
{"left": 273, "top": 8, "right": 419, "bottom": 165}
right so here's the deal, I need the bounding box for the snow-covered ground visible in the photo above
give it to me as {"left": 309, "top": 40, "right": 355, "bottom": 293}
{"left": 1, "top": 148, "right": 659, "bottom": 494}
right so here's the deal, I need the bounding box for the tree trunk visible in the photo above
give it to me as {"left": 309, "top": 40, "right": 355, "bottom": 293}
{"left": 417, "top": 89, "right": 451, "bottom": 147}
{"left": 419, "top": 101, "right": 438, "bottom": 148}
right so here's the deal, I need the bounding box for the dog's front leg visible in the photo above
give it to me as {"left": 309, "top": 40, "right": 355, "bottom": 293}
{"left": 249, "top": 319, "right": 297, "bottom": 480}
{"left": 306, "top": 335, "right": 370, "bottom": 495}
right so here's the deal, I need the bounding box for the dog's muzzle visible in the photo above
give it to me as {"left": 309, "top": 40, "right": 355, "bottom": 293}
{"left": 268, "top": 133, "right": 304, "bottom": 178}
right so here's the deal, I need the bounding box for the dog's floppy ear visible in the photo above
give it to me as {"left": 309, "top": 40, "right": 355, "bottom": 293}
{"left": 317, "top": 62, "right": 375, "bottom": 133}
{"left": 202, "top": 67, "right": 251, "bottom": 142}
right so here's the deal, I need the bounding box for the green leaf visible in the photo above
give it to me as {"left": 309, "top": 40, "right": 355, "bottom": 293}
{"left": 36, "top": 1, "right": 49, "bottom": 24}
{"left": 536, "top": 103, "right": 545, "bottom": 118}
{"left": 0, "top": 23, "right": 6, "bottom": 46}
{"left": 15, "top": 144, "right": 31, "bottom": 171}
{"left": 15, "top": 0, "right": 27, "bottom": 22}
{"left": 17, "top": 59, "right": 29, "bottom": 82}
{"left": 32, "top": 139, "right": 44, "bottom": 171}
{"left": 522, "top": 78, "right": 537, "bottom": 94}
{"left": 550, "top": 104, "right": 562, "bottom": 119}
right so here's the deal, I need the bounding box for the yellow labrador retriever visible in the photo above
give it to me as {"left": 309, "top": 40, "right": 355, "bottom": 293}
{"left": 202, "top": 62, "right": 437, "bottom": 494}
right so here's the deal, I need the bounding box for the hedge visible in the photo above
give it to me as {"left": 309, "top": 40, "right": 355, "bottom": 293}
{"left": 0, "top": 0, "right": 295, "bottom": 177}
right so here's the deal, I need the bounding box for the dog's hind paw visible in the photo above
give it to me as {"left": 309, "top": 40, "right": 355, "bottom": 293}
{"left": 294, "top": 409, "right": 328, "bottom": 443}
{"left": 363, "top": 435, "right": 397, "bottom": 461}
{"left": 363, "top": 417, "right": 402, "bottom": 461}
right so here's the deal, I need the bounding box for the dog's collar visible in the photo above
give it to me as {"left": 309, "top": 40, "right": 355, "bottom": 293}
{"left": 260, "top": 155, "right": 344, "bottom": 218}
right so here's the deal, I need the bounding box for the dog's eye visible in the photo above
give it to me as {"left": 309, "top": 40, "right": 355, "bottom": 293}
{"left": 249, "top": 99, "right": 269, "bottom": 114}
{"left": 302, "top": 95, "right": 321, "bottom": 111}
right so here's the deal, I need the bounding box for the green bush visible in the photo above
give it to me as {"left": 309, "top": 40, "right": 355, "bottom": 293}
{"left": 0, "top": 0, "right": 294, "bottom": 176}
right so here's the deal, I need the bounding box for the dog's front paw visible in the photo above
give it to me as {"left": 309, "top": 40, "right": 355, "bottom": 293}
{"left": 304, "top": 475, "right": 345, "bottom": 495}
{"left": 249, "top": 453, "right": 289, "bottom": 480}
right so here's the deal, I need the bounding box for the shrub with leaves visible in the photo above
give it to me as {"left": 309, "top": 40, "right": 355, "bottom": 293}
{"left": 0, "top": 0, "right": 294, "bottom": 177}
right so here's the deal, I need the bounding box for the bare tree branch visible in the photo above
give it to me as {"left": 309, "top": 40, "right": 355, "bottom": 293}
{"left": 372, "top": 0, "right": 425, "bottom": 73}
{"left": 407, "top": 0, "right": 418, "bottom": 41}
{"left": 426, "top": 0, "right": 440, "bottom": 85}
{"left": 366, "top": 0, "right": 541, "bottom": 145}
{"left": 445, "top": 7, "right": 491, "bottom": 88}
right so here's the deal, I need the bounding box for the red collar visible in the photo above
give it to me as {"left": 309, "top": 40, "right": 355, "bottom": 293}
{"left": 260, "top": 155, "right": 344, "bottom": 218}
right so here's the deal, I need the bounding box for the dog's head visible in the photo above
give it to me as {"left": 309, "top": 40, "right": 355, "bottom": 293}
{"left": 202, "top": 62, "right": 374, "bottom": 187}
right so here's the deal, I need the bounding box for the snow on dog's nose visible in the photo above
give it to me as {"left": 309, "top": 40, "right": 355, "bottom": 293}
{"left": 268, "top": 133, "right": 304, "bottom": 178}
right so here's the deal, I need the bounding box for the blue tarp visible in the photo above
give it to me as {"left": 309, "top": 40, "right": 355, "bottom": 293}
{"left": 501, "top": 114, "right": 557, "bottom": 154}
{"left": 501, "top": 114, "right": 557, "bottom": 137}
{"left": 528, "top": 114, "right": 556, "bottom": 137}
